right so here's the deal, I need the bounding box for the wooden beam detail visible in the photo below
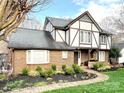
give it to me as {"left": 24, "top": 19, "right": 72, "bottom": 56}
{"left": 56, "top": 30, "right": 65, "bottom": 42}
{"left": 71, "top": 29, "right": 79, "bottom": 46}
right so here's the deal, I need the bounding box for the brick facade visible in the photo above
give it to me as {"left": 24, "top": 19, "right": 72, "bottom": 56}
{"left": 12, "top": 50, "right": 74, "bottom": 74}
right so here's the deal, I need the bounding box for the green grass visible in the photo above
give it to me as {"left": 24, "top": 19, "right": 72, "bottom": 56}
{"left": 43, "top": 68, "right": 124, "bottom": 93}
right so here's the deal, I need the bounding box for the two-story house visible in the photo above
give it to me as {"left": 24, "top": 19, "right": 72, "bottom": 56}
{"left": 44, "top": 11, "right": 112, "bottom": 66}
{"left": 8, "top": 11, "right": 112, "bottom": 74}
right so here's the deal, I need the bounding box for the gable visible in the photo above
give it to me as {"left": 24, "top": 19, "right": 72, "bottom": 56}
{"left": 80, "top": 15, "right": 92, "bottom": 22}
{"left": 69, "top": 11, "right": 101, "bottom": 32}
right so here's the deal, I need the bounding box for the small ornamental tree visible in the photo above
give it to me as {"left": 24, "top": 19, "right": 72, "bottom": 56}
{"left": 109, "top": 47, "right": 121, "bottom": 62}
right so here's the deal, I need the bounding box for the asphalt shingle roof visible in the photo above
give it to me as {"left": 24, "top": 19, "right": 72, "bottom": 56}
{"left": 8, "top": 28, "right": 74, "bottom": 50}
{"left": 47, "top": 17, "right": 72, "bottom": 29}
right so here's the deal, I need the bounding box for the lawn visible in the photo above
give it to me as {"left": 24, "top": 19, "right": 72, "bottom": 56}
{"left": 44, "top": 68, "right": 124, "bottom": 93}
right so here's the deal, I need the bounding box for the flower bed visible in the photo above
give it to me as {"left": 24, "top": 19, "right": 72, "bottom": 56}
{"left": 0, "top": 64, "right": 97, "bottom": 92}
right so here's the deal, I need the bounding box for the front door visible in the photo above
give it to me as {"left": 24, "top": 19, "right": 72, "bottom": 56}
{"left": 74, "top": 51, "right": 81, "bottom": 66}
{"left": 74, "top": 52, "right": 78, "bottom": 64}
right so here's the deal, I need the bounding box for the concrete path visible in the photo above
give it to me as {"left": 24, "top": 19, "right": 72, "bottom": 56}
{"left": 6, "top": 69, "right": 109, "bottom": 93}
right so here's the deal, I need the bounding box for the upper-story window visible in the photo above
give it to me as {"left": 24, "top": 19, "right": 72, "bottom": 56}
{"left": 80, "top": 31, "right": 91, "bottom": 44}
{"left": 100, "top": 35, "right": 106, "bottom": 44}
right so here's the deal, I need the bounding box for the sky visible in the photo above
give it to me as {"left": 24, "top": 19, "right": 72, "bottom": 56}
{"left": 29, "top": 0, "right": 123, "bottom": 25}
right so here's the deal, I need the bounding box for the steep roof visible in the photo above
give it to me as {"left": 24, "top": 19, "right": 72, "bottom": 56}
{"left": 46, "top": 17, "right": 72, "bottom": 29}
{"left": 8, "top": 28, "right": 74, "bottom": 50}
{"left": 100, "top": 29, "right": 113, "bottom": 35}
{"left": 45, "top": 11, "right": 112, "bottom": 35}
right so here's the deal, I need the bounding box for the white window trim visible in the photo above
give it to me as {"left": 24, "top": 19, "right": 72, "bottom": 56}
{"left": 26, "top": 50, "right": 49, "bottom": 64}
{"left": 80, "top": 30, "right": 91, "bottom": 44}
{"left": 62, "top": 51, "right": 68, "bottom": 59}
{"left": 100, "top": 35, "right": 106, "bottom": 44}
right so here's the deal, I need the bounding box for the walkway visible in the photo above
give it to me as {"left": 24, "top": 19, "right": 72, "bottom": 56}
{"left": 6, "top": 69, "right": 109, "bottom": 93}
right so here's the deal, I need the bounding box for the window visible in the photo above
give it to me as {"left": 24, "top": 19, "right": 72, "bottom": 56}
{"left": 26, "top": 50, "right": 49, "bottom": 64}
{"left": 100, "top": 35, "right": 106, "bottom": 44}
{"left": 62, "top": 51, "right": 68, "bottom": 59}
{"left": 99, "top": 51, "right": 105, "bottom": 61}
{"left": 80, "top": 31, "right": 91, "bottom": 43}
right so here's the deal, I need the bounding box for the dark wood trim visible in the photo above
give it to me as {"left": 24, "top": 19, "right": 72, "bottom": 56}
{"left": 91, "top": 23, "right": 93, "bottom": 49}
{"left": 69, "top": 28, "right": 70, "bottom": 45}
{"left": 65, "top": 31, "right": 66, "bottom": 43}
{"left": 106, "top": 36, "right": 107, "bottom": 49}
{"left": 57, "top": 30, "right": 65, "bottom": 42}
{"left": 70, "top": 27, "right": 99, "bottom": 33}
{"left": 79, "top": 21, "right": 80, "bottom": 47}
{"left": 71, "top": 29, "right": 79, "bottom": 45}
{"left": 50, "top": 28, "right": 55, "bottom": 33}
{"left": 92, "top": 31, "right": 99, "bottom": 47}
{"left": 46, "top": 18, "right": 55, "bottom": 28}
{"left": 80, "top": 42, "right": 91, "bottom": 45}
{"left": 79, "top": 20, "right": 93, "bottom": 23}
{"left": 111, "top": 35, "right": 112, "bottom": 47}
{"left": 55, "top": 29, "right": 56, "bottom": 41}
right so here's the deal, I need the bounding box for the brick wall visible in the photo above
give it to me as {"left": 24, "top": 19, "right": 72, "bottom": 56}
{"left": 12, "top": 50, "right": 74, "bottom": 74}
{"left": 105, "top": 50, "right": 109, "bottom": 65}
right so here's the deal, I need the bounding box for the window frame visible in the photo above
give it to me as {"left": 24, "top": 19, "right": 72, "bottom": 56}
{"left": 62, "top": 51, "right": 68, "bottom": 59}
{"left": 100, "top": 35, "right": 106, "bottom": 44}
{"left": 80, "top": 30, "right": 91, "bottom": 44}
{"left": 26, "top": 50, "right": 49, "bottom": 64}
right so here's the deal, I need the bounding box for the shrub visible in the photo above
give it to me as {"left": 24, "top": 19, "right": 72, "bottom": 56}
{"left": 65, "top": 67, "right": 75, "bottom": 75}
{"left": 36, "top": 66, "right": 42, "bottom": 72}
{"left": 29, "top": 71, "right": 39, "bottom": 77}
{"left": 62, "top": 64, "right": 66, "bottom": 72}
{"left": 39, "top": 69, "right": 48, "bottom": 78}
{"left": 93, "top": 62, "right": 104, "bottom": 70}
{"left": 51, "top": 64, "right": 56, "bottom": 71}
{"left": 39, "top": 69, "right": 54, "bottom": 78}
{"left": 22, "top": 68, "right": 29, "bottom": 76}
{"left": 47, "top": 69, "right": 55, "bottom": 77}
{"left": 72, "top": 64, "right": 83, "bottom": 73}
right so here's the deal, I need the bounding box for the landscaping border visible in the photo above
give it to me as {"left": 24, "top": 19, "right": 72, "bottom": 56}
{"left": 6, "top": 69, "right": 109, "bottom": 93}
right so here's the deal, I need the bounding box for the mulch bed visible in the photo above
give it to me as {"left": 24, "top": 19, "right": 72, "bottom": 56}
{"left": 0, "top": 72, "right": 97, "bottom": 92}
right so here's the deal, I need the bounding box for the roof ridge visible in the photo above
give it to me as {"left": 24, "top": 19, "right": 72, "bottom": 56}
{"left": 46, "top": 16, "right": 73, "bottom": 21}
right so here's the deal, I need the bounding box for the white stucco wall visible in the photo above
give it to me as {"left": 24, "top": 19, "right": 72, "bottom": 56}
{"left": 92, "top": 32, "right": 99, "bottom": 48}
{"left": 80, "top": 21, "right": 91, "bottom": 30}
{"left": 56, "top": 30, "right": 65, "bottom": 42}
{"left": 92, "top": 24, "right": 99, "bottom": 31}
{"left": 66, "top": 30, "right": 69, "bottom": 44}
{"left": 70, "top": 29, "right": 79, "bottom": 47}
{"left": 70, "top": 21, "right": 79, "bottom": 28}
{"left": 45, "top": 22, "right": 53, "bottom": 31}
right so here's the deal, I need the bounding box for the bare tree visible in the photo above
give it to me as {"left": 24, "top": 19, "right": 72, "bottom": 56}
{"left": 0, "top": 0, "right": 50, "bottom": 41}
{"left": 100, "top": 5, "right": 124, "bottom": 33}
{"left": 100, "top": 16, "right": 116, "bottom": 33}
